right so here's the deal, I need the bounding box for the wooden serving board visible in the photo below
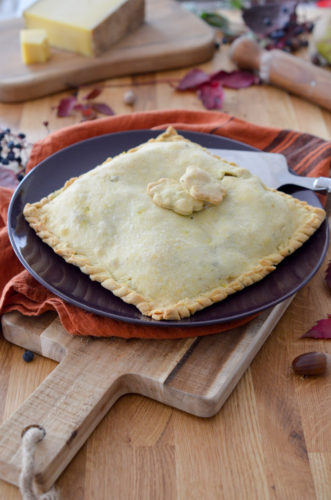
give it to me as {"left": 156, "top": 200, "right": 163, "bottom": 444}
{"left": 0, "top": 299, "right": 293, "bottom": 492}
{"left": 0, "top": 0, "right": 215, "bottom": 103}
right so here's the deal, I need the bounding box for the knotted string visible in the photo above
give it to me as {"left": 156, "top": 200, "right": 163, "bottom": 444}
{"left": 19, "top": 425, "right": 58, "bottom": 500}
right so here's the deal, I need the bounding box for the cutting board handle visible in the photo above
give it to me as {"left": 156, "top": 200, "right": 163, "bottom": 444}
{"left": 0, "top": 297, "right": 294, "bottom": 493}
{"left": 0, "top": 319, "right": 130, "bottom": 493}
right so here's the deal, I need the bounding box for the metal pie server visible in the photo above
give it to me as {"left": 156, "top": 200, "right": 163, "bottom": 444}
{"left": 208, "top": 149, "right": 331, "bottom": 192}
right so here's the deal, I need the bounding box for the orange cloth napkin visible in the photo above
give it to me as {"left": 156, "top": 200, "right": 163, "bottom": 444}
{"left": 1, "top": 109, "right": 330, "bottom": 339}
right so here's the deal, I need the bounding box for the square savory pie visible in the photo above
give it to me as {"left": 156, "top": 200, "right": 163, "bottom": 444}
{"left": 23, "top": 127, "right": 326, "bottom": 321}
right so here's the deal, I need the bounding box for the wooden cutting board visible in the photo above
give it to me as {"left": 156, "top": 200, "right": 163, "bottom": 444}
{"left": 0, "top": 299, "right": 292, "bottom": 492}
{"left": 0, "top": 0, "right": 215, "bottom": 103}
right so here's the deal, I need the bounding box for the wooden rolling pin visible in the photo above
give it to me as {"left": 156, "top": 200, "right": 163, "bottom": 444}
{"left": 230, "top": 36, "right": 331, "bottom": 111}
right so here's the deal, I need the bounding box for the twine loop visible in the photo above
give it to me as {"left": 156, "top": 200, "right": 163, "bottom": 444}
{"left": 19, "top": 425, "right": 58, "bottom": 500}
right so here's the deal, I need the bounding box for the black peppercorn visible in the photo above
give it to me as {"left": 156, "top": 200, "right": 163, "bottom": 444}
{"left": 23, "top": 350, "right": 35, "bottom": 363}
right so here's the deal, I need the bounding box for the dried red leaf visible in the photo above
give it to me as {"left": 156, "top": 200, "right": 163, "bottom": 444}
{"left": 301, "top": 317, "right": 331, "bottom": 339}
{"left": 84, "top": 87, "right": 103, "bottom": 100}
{"left": 325, "top": 261, "right": 331, "bottom": 289}
{"left": 196, "top": 81, "right": 224, "bottom": 110}
{"left": 211, "top": 69, "right": 259, "bottom": 88}
{"left": 73, "top": 103, "right": 84, "bottom": 112}
{"left": 242, "top": 1, "right": 297, "bottom": 35}
{"left": 81, "top": 107, "right": 97, "bottom": 119}
{"left": 91, "top": 102, "right": 115, "bottom": 116}
{"left": 0, "top": 166, "right": 18, "bottom": 188}
{"left": 177, "top": 69, "right": 210, "bottom": 90}
{"left": 56, "top": 96, "right": 77, "bottom": 117}
{"left": 177, "top": 67, "right": 258, "bottom": 110}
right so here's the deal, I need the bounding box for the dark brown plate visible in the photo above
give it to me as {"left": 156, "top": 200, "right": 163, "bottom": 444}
{"left": 7, "top": 130, "right": 329, "bottom": 326}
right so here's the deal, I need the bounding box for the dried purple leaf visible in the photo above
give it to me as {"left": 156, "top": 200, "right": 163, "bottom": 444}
{"left": 242, "top": 1, "right": 297, "bottom": 36}
{"left": 177, "top": 68, "right": 210, "bottom": 90}
{"left": 91, "top": 102, "right": 115, "bottom": 116}
{"left": 56, "top": 96, "right": 78, "bottom": 117}
{"left": 73, "top": 103, "right": 84, "bottom": 112}
{"left": 0, "top": 166, "right": 19, "bottom": 188}
{"left": 84, "top": 87, "right": 103, "bottom": 100}
{"left": 80, "top": 105, "right": 98, "bottom": 120}
{"left": 197, "top": 81, "right": 224, "bottom": 110}
{"left": 55, "top": 91, "right": 115, "bottom": 120}
{"left": 301, "top": 317, "right": 331, "bottom": 339}
{"left": 211, "top": 69, "right": 259, "bottom": 88}
{"left": 176, "top": 66, "right": 258, "bottom": 110}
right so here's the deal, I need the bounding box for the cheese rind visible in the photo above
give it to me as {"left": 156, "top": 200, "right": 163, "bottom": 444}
{"left": 23, "top": 0, "right": 145, "bottom": 57}
{"left": 20, "top": 29, "right": 50, "bottom": 64}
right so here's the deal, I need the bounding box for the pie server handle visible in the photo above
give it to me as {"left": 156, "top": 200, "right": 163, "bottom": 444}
{"left": 312, "top": 177, "right": 331, "bottom": 192}
{"left": 283, "top": 172, "right": 331, "bottom": 192}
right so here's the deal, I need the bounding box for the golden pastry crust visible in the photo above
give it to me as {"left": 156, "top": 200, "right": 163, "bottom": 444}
{"left": 23, "top": 127, "right": 326, "bottom": 321}
{"left": 147, "top": 177, "right": 205, "bottom": 215}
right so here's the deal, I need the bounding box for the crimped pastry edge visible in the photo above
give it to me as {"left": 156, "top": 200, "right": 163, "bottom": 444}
{"left": 23, "top": 127, "right": 326, "bottom": 321}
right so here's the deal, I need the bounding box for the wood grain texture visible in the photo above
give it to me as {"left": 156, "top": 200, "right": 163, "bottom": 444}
{"left": 0, "top": 299, "right": 291, "bottom": 491}
{"left": 230, "top": 37, "right": 331, "bottom": 111}
{"left": 266, "top": 50, "right": 331, "bottom": 111}
{"left": 0, "top": 0, "right": 215, "bottom": 103}
{"left": 0, "top": 24, "right": 330, "bottom": 499}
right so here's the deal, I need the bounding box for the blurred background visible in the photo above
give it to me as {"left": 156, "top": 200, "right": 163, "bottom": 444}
{"left": 0, "top": 0, "right": 327, "bottom": 19}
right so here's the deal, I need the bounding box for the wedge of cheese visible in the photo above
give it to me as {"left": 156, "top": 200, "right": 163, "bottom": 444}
{"left": 23, "top": 0, "right": 145, "bottom": 57}
{"left": 20, "top": 29, "right": 50, "bottom": 64}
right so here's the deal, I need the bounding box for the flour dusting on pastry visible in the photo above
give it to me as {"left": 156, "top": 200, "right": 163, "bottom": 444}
{"left": 23, "top": 127, "right": 326, "bottom": 321}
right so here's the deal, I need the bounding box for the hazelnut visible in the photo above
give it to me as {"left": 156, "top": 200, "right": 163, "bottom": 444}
{"left": 292, "top": 352, "right": 328, "bottom": 377}
{"left": 123, "top": 90, "right": 136, "bottom": 106}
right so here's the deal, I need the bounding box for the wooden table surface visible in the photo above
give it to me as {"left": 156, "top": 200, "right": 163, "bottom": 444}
{"left": 1, "top": 17, "right": 331, "bottom": 500}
